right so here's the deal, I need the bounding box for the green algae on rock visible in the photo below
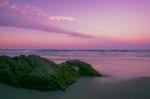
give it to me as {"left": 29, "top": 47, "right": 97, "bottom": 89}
{"left": 0, "top": 55, "right": 102, "bottom": 91}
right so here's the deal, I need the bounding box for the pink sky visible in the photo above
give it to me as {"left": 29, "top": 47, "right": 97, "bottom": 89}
{"left": 0, "top": 0, "right": 150, "bottom": 49}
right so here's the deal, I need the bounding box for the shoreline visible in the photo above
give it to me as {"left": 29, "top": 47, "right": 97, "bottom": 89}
{"left": 0, "top": 76, "right": 150, "bottom": 99}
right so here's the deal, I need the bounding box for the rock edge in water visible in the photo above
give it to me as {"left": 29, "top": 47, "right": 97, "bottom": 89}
{"left": 0, "top": 55, "right": 102, "bottom": 91}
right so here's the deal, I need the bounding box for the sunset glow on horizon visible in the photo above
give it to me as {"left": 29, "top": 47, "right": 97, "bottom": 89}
{"left": 0, "top": 0, "right": 150, "bottom": 49}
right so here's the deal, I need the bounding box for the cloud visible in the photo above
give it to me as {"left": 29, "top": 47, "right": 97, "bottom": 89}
{"left": 0, "top": 10, "right": 93, "bottom": 38}
{"left": 0, "top": 0, "right": 76, "bottom": 22}
{"left": 2, "top": 23, "right": 93, "bottom": 38}
{"left": 48, "top": 16, "right": 76, "bottom": 21}
{"left": 0, "top": 0, "right": 94, "bottom": 38}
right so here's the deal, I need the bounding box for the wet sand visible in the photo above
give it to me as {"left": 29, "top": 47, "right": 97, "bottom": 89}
{"left": 0, "top": 76, "right": 150, "bottom": 99}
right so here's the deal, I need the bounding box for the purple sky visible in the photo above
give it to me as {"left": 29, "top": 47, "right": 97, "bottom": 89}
{"left": 0, "top": 0, "right": 150, "bottom": 49}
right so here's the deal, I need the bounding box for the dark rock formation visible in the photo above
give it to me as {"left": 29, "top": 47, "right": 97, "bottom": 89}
{"left": 59, "top": 60, "right": 101, "bottom": 76}
{"left": 0, "top": 55, "right": 102, "bottom": 91}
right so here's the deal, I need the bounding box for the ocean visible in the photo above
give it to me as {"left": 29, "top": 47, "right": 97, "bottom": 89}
{"left": 0, "top": 49, "right": 150, "bottom": 99}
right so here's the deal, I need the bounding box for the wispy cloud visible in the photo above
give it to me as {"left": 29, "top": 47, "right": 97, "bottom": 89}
{"left": 0, "top": 0, "right": 94, "bottom": 38}
{"left": 0, "top": 14, "right": 93, "bottom": 38}
{"left": 0, "top": 0, "right": 76, "bottom": 22}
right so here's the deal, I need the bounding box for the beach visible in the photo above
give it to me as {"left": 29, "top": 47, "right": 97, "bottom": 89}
{"left": 0, "top": 49, "right": 150, "bottom": 99}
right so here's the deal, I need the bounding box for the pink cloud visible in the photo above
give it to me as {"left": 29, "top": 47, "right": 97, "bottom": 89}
{"left": 0, "top": 0, "right": 93, "bottom": 38}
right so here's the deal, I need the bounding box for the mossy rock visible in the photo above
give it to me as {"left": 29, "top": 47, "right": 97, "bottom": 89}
{"left": 0, "top": 55, "right": 102, "bottom": 91}
{"left": 60, "top": 60, "right": 102, "bottom": 76}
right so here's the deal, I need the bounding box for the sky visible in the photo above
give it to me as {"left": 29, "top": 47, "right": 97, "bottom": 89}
{"left": 0, "top": 0, "right": 150, "bottom": 49}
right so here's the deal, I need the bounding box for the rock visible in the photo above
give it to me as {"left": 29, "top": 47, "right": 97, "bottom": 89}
{"left": 0, "top": 55, "right": 102, "bottom": 91}
{"left": 59, "top": 60, "right": 102, "bottom": 76}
